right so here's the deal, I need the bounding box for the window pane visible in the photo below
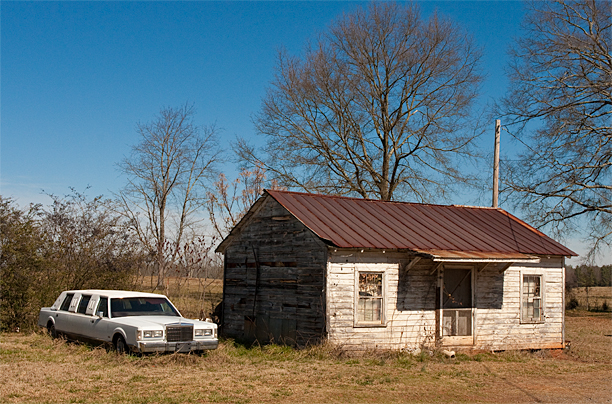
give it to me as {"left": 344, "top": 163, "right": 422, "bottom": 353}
{"left": 359, "top": 273, "right": 382, "bottom": 297}
{"left": 60, "top": 294, "right": 74, "bottom": 311}
{"left": 358, "top": 272, "right": 383, "bottom": 324}
{"left": 77, "top": 295, "right": 91, "bottom": 314}
{"left": 358, "top": 298, "right": 381, "bottom": 322}
{"left": 533, "top": 277, "right": 541, "bottom": 297}
{"left": 97, "top": 297, "right": 108, "bottom": 317}
{"left": 522, "top": 275, "right": 542, "bottom": 321}
{"left": 533, "top": 298, "right": 541, "bottom": 321}
{"left": 443, "top": 268, "right": 472, "bottom": 309}
{"left": 443, "top": 309, "right": 472, "bottom": 336}
{"left": 111, "top": 297, "right": 180, "bottom": 317}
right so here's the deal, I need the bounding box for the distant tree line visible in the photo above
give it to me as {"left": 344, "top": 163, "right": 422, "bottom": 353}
{"left": 566, "top": 264, "right": 612, "bottom": 289}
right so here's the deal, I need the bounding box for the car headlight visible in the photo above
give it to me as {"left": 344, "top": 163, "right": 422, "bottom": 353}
{"left": 138, "top": 330, "right": 163, "bottom": 340}
{"left": 195, "top": 328, "right": 213, "bottom": 337}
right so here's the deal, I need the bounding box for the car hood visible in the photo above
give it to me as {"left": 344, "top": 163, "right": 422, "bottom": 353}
{"left": 109, "top": 316, "right": 216, "bottom": 329}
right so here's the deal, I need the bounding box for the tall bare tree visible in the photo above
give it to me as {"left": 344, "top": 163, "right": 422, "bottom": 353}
{"left": 498, "top": 0, "right": 611, "bottom": 260}
{"left": 237, "top": 2, "right": 483, "bottom": 202}
{"left": 206, "top": 165, "right": 267, "bottom": 240}
{"left": 118, "top": 104, "right": 221, "bottom": 290}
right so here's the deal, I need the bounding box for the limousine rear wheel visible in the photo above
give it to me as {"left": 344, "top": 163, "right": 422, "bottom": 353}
{"left": 114, "top": 335, "right": 127, "bottom": 354}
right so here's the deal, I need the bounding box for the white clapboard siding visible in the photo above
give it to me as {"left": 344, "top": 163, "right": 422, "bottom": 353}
{"left": 473, "top": 258, "right": 564, "bottom": 350}
{"left": 327, "top": 253, "right": 437, "bottom": 350}
{"left": 326, "top": 252, "right": 565, "bottom": 351}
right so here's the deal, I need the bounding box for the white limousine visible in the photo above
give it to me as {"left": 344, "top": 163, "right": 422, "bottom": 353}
{"left": 38, "top": 290, "right": 218, "bottom": 354}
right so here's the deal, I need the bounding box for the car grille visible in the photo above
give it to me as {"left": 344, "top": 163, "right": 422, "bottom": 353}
{"left": 166, "top": 325, "right": 193, "bottom": 342}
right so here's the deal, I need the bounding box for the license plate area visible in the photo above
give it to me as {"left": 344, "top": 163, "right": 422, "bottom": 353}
{"left": 175, "top": 342, "right": 192, "bottom": 353}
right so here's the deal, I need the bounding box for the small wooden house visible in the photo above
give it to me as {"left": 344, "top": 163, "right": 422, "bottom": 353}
{"left": 216, "top": 190, "right": 576, "bottom": 351}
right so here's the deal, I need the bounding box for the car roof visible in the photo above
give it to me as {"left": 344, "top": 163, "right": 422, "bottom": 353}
{"left": 62, "top": 290, "right": 169, "bottom": 299}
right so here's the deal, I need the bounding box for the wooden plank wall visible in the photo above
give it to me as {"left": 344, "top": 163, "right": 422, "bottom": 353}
{"left": 326, "top": 251, "right": 565, "bottom": 351}
{"left": 474, "top": 257, "right": 565, "bottom": 350}
{"left": 327, "top": 252, "right": 437, "bottom": 351}
{"left": 222, "top": 197, "right": 328, "bottom": 346}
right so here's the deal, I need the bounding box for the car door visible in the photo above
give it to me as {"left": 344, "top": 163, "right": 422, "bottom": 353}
{"left": 87, "top": 296, "right": 112, "bottom": 343}
{"left": 65, "top": 293, "right": 93, "bottom": 340}
{"left": 53, "top": 293, "right": 76, "bottom": 334}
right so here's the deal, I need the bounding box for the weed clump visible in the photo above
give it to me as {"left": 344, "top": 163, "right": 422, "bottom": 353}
{"left": 566, "top": 296, "right": 579, "bottom": 310}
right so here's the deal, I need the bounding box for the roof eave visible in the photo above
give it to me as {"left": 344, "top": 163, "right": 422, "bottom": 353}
{"left": 215, "top": 192, "right": 269, "bottom": 254}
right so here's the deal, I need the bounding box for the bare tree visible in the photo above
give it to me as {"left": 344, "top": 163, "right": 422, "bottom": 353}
{"left": 498, "top": 0, "right": 611, "bottom": 260}
{"left": 206, "top": 165, "right": 268, "bottom": 240}
{"left": 118, "top": 104, "right": 221, "bottom": 290}
{"left": 237, "top": 2, "right": 484, "bottom": 202}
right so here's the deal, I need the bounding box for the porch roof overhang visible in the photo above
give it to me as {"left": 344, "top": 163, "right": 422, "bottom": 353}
{"left": 412, "top": 249, "right": 541, "bottom": 264}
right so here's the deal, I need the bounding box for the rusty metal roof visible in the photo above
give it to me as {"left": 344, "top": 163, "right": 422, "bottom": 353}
{"left": 262, "top": 190, "right": 576, "bottom": 258}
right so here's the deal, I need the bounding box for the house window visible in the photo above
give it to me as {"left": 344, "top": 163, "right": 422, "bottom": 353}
{"left": 356, "top": 272, "right": 384, "bottom": 325}
{"left": 522, "top": 275, "right": 543, "bottom": 323}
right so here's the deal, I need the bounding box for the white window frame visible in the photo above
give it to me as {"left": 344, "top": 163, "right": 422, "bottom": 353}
{"left": 520, "top": 272, "right": 545, "bottom": 324}
{"left": 354, "top": 270, "right": 387, "bottom": 327}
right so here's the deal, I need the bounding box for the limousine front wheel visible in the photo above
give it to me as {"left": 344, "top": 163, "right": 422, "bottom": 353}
{"left": 114, "top": 335, "right": 127, "bottom": 354}
{"left": 47, "top": 322, "right": 57, "bottom": 339}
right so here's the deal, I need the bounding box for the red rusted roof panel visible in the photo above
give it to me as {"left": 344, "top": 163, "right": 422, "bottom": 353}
{"left": 267, "top": 190, "right": 577, "bottom": 256}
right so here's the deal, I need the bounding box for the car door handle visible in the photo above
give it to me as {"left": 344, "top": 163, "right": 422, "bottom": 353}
{"left": 91, "top": 319, "right": 95, "bottom": 323}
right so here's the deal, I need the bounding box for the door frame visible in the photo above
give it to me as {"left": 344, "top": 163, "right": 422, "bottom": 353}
{"left": 438, "top": 264, "right": 475, "bottom": 346}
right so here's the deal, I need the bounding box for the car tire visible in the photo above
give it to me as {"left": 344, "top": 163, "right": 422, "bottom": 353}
{"left": 47, "top": 322, "right": 57, "bottom": 339}
{"left": 114, "top": 335, "right": 128, "bottom": 354}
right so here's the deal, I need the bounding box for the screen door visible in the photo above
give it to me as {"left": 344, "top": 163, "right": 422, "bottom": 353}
{"left": 442, "top": 268, "right": 473, "bottom": 338}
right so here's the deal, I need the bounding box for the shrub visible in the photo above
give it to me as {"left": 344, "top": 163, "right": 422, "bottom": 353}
{"left": 566, "top": 296, "right": 579, "bottom": 310}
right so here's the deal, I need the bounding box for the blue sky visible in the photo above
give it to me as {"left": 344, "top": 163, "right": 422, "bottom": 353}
{"left": 1, "top": 1, "right": 603, "bottom": 262}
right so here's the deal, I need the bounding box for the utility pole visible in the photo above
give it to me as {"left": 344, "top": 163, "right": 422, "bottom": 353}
{"left": 492, "top": 119, "right": 501, "bottom": 208}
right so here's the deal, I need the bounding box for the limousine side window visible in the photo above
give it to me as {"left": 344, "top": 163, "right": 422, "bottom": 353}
{"left": 77, "top": 295, "right": 91, "bottom": 314}
{"left": 59, "top": 293, "right": 74, "bottom": 311}
{"left": 97, "top": 297, "right": 109, "bottom": 317}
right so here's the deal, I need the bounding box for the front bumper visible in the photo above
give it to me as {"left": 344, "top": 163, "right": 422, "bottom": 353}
{"left": 136, "top": 339, "right": 218, "bottom": 353}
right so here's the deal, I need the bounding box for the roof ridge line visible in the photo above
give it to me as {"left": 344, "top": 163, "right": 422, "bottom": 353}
{"left": 265, "top": 189, "right": 495, "bottom": 209}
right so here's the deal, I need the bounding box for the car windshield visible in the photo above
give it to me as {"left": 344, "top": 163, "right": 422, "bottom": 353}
{"left": 110, "top": 297, "right": 180, "bottom": 318}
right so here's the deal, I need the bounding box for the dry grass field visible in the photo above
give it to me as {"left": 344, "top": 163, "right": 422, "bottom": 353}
{"left": 567, "top": 286, "right": 612, "bottom": 311}
{"left": 133, "top": 276, "right": 224, "bottom": 320}
{"left": 1, "top": 312, "right": 610, "bottom": 404}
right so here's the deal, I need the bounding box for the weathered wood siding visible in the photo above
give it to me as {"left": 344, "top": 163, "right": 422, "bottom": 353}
{"left": 474, "top": 257, "right": 565, "bottom": 350}
{"left": 326, "top": 251, "right": 565, "bottom": 351}
{"left": 327, "top": 251, "right": 437, "bottom": 351}
{"left": 222, "top": 197, "right": 327, "bottom": 346}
